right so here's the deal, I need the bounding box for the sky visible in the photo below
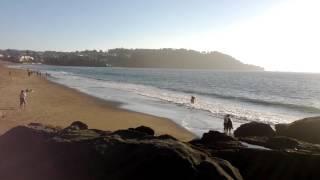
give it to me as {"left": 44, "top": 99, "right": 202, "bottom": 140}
{"left": 0, "top": 0, "right": 319, "bottom": 72}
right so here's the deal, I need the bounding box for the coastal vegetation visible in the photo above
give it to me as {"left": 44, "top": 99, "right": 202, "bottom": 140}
{"left": 0, "top": 48, "right": 263, "bottom": 71}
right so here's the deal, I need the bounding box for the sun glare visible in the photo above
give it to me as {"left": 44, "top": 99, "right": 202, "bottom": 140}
{"left": 198, "top": 0, "right": 320, "bottom": 72}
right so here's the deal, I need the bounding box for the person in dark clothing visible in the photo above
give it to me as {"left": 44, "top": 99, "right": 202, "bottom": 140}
{"left": 223, "top": 114, "right": 233, "bottom": 135}
{"left": 223, "top": 114, "right": 229, "bottom": 133}
{"left": 191, "top": 96, "right": 195, "bottom": 104}
{"left": 227, "top": 115, "right": 233, "bottom": 135}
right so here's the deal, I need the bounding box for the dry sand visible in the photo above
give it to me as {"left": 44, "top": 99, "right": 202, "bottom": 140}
{"left": 0, "top": 62, "right": 195, "bottom": 141}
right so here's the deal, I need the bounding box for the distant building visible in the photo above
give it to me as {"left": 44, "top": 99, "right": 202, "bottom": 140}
{"left": 19, "top": 55, "right": 34, "bottom": 63}
{"left": 0, "top": 54, "right": 4, "bottom": 58}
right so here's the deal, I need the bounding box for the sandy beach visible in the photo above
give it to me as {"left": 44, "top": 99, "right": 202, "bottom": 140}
{"left": 0, "top": 62, "right": 195, "bottom": 141}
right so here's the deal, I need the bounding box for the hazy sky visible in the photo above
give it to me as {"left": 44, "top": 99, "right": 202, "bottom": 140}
{"left": 0, "top": 0, "right": 319, "bottom": 72}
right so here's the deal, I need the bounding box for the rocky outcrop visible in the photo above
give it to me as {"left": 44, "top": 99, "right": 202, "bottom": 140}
{"left": 132, "top": 126, "right": 155, "bottom": 136}
{"left": 275, "top": 123, "right": 288, "bottom": 134}
{"left": 66, "top": 121, "right": 89, "bottom": 130}
{"left": 189, "top": 130, "right": 320, "bottom": 180}
{"left": 0, "top": 122, "right": 242, "bottom": 180}
{"left": 191, "top": 119, "right": 320, "bottom": 180}
{"left": 190, "top": 130, "right": 244, "bottom": 149}
{"left": 239, "top": 136, "right": 301, "bottom": 150}
{"left": 275, "top": 117, "right": 320, "bottom": 144}
{"left": 266, "top": 136, "right": 299, "bottom": 149}
{"left": 234, "top": 122, "right": 275, "bottom": 137}
{"left": 3, "top": 120, "right": 320, "bottom": 180}
{"left": 214, "top": 147, "right": 320, "bottom": 180}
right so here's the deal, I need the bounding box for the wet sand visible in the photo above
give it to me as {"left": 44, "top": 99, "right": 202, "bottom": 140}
{"left": 0, "top": 62, "right": 195, "bottom": 141}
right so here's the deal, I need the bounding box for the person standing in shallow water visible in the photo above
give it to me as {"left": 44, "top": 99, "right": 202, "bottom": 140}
{"left": 191, "top": 96, "right": 195, "bottom": 104}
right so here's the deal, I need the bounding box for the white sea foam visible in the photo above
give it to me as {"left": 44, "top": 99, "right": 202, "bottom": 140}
{"left": 44, "top": 70, "right": 300, "bottom": 136}
{"left": 11, "top": 65, "right": 310, "bottom": 136}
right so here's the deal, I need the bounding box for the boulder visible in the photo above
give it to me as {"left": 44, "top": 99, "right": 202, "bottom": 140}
{"left": 68, "top": 121, "right": 88, "bottom": 130}
{"left": 214, "top": 148, "right": 320, "bottom": 180}
{"left": 190, "top": 131, "right": 244, "bottom": 149}
{"left": 266, "top": 136, "right": 299, "bottom": 149}
{"left": 112, "top": 129, "right": 151, "bottom": 139}
{"left": 274, "top": 123, "right": 289, "bottom": 134}
{"left": 113, "top": 126, "right": 156, "bottom": 139}
{"left": 0, "top": 126, "right": 50, "bottom": 147}
{"left": 239, "top": 136, "right": 299, "bottom": 150}
{"left": 202, "top": 130, "right": 236, "bottom": 142}
{"left": 157, "top": 134, "right": 177, "bottom": 140}
{"left": 133, "top": 126, "right": 155, "bottom": 136}
{"left": 275, "top": 117, "right": 320, "bottom": 144}
{"left": 234, "top": 122, "right": 275, "bottom": 137}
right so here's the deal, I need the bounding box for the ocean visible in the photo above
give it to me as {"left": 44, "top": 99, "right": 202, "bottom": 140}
{"left": 12, "top": 65, "right": 320, "bottom": 136}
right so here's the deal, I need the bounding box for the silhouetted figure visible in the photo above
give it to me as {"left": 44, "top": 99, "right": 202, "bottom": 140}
{"left": 27, "top": 69, "right": 30, "bottom": 77}
{"left": 8, "top": 71, "right": 12, "bottom": 80}
{"left": 223, "top": 115, "right": 229, "bottom": 133}
{"left": 19, "top": 90, "right": 27, "bottom": 109}
{"left": 227, "top": 117, "right": 233, "bottom": 135}
{"left": 191, "top": 96, "right": 195, "bottom": 104}
{"left": 224, "top": 114, "right": 233, "bottom": 135}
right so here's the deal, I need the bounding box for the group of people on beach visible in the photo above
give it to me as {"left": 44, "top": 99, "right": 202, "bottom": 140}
{"left": 14, "top": 70, "right": 36, "bottom": 109}
{"left": 27, "top": 69, "right": 50, "bottom": 78}
{"left": 8, "top": 69, "right": 48, "bottom": 110}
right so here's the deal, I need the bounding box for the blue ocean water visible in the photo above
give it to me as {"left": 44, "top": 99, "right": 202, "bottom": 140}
{"left": 13, "top": 65, "right": 320, "bottom": 136}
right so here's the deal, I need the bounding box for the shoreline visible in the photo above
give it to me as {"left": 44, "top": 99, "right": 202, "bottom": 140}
{"left": 0, "top": 61, "right": 195, "bottom": 141}
{"left": 46, "top": 77, "right": 197, "bottom": 137}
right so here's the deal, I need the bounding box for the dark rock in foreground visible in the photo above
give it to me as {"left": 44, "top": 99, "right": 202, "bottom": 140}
{"left": 190, "top": 127, "right": 320, "bottom": 180}
{"left": 68, "top": 120, "right": 89, "bottom": 130}
{"left": 234, "top": 122, "right": 275, "bottom": 137}
{"left": 2, "top": 120, "right": 320, "bottom": 180}
{"left": 132, "top": 125, "right": 155, "bottom": 136}
{"left": 200, "top": 134, "right": 320, "bottom": 180}
{"left": 190, "top": 130, "right": 244, "bottom": 149}
{"left": 0, "top": 122, "right": 242, "bottom": 180}
{"left": 214, "top": 147, "right": 320, "bottom": 180}
{"left": 266, "top": 136, "right": 299, "bottom": 149}
{"left": 276, "top": 117, "right": 320, "bottom": 144}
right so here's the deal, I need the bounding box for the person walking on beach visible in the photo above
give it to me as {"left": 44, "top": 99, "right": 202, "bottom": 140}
{"left": 19, "top": 90, "right": 27, "bottom": 109}
{"left": 8, "top": 71, "right": 12, "bottom": 80}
